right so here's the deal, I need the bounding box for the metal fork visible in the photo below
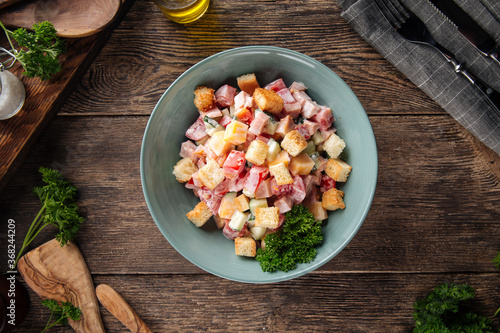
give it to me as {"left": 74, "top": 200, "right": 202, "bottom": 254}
{"left": 375, "top": 0, "right": 500, "bottom": 110}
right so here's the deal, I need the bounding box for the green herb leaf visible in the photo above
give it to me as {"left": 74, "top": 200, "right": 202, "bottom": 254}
{"left": 413, "top": 283, "right": 496, "bottom": 332}
{"left": 14, "top": 167, "right": 84, "bottom": 268}
{"left": 255, "top": 204, "right": 323, "bottom": 272}
{"left": 41, "top": 299, "right": 81, "bottom": 332}
{"left": 0, "top": 20, "right": 66, "bottom": 80}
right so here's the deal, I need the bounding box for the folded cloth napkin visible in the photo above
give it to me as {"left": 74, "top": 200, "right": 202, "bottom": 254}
{"left": 337, "top": 0, "right": 500, "bottom": 155}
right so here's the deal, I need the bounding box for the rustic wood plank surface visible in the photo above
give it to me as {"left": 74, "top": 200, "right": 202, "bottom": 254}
{"left": 0, "top": 0, "right": 499, "bottom": 331}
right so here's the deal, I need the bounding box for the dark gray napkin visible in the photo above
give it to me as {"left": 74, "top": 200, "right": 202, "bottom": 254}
{"left": 337, "top": 0, "right": 500, "bottom": 155}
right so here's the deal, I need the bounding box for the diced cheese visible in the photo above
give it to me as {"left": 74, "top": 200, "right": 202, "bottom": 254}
{"left": 218, "top": 192, "right": 238, "bottom": 219}
{"left": 224, "top": 120, "right": 248, "bottom": 145}
{"left": 234, "top": 194, "right": 250, "bottom": 212}
{"left": 289, "top": 152, "right": 315, "bottom": 176}
{"left": 268, "top": 150, "right": 291, "bottom": 167}
{"left": 208, "top": 131, "right": 233, "bottom": 156}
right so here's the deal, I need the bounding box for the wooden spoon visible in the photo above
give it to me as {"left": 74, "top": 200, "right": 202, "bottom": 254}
{"left": 96, "top": 284, "right": 153, "bottom": 333}
{"left": 0, "top": 0, "right": 121, "bottom": 37}
{"left": 17, "top": 239, "right": 105, "bottom": 333}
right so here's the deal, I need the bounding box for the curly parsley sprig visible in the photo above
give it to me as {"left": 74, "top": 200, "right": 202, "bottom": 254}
{"left": 256, "top": 205, "right": 323, "bottom": 273}
{"left": 0, "top": 20, "right": 66, "bottom": 80}
{"left": 13, "top": 167, "right": 84, "bottom": 268}
{"left": 413, "top": 282, "right": 496, "bottom": 332}
{"left": 41, "top": 299, "right": 81, "bottom": 333}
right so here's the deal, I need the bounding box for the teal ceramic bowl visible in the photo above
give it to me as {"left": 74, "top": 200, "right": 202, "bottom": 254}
{"left": 141, "top": 46, "right": 377, "bottom": 283}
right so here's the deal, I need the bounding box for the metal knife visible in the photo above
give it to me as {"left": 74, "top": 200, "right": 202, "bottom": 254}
{"left": 428, "top": 0, "right": 500, "bottom": 65}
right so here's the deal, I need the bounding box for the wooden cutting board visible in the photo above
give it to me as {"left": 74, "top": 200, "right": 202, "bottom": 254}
{"left": 0, "top": 0, "right": 132, "bottom": 193}
{"left": 17, "top": 239, "right": 105, "bottom": 332}
{"left": 0, "top": 0, "right": 121, "bottom": 37}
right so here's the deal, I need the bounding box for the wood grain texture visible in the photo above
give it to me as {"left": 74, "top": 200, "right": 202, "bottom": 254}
{"left": 10, "top": 273, "right": 500, "bottom": 332}
{"left": 0, "top": 0, "right": 499, "bottom": 331}
{"left": 0, "top": 0, "right": 121, "bottom": 37}
{"left": 58, "top": 0, "right": 444, "bottom": 117}
{"left": 18, "top": 239, "right": 105, "bottom": 332}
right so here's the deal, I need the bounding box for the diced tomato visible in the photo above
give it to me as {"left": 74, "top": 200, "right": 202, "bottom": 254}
{"left": 244, "top": 165, "right": 269, "bottom": 195}
{"left": 223, "top": 150, "right": 246, "bottom": 178}
{"left": 320, "top": 174, "right": 336, "bottom": 193}
{"left": 235, "top": 107, "right": 253, "bottom": 125}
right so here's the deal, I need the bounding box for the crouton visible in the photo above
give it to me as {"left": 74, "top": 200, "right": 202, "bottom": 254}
{"left": 235, "top": 237, "right": 257, "bottom": 257}
{"left": 255, "top": 206, "right": 280, "bottom": 229}
{"left": 253, "top": 88, "right": 284, "bottom": 114}
{"left": 194, "top": 86, "right": 215, "bottom": 111}
{"left": 237, "top": 73, "right": 260, "bottom": 95}
{"left": 234, "top": 194, "right": 250, "bottom": 212}
{"left": 280, "top": 130, "right": 307, "bottom": 157}
{"left": 325, "top": 158, "right": 352, "bottom": 182}
{"left": 172, "top": 158, "right": 198, "bottom": 183}
{"left": 245, "top": 140, "right": 269, "bottom": 166}
{"left": 186, "top": 201, "right": 213, "bottom": 227}
{"left": 269, "top": 162, "right": 294, "bottom": 185}
{"left": 289, "top": 152, "right": 315, "bottom": 176}
{"left": 198, "top": 159, "right": 225, "bottom": 190}
{"left": 323, "top": 133, "right": 345, "bottom": 159}
{"left": 305, "top": 201, "right": 328, "bottom": 221}
{"left": 322, "top": 188, "right": 345, "bottom": 211}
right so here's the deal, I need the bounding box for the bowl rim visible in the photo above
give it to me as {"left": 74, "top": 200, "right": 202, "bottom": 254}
{"left": 140, "top": 45, "right": 378, "bottom": 283}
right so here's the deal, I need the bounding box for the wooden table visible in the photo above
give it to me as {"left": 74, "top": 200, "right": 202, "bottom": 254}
{"left": 1, "top": 0, "right": 500, "bottom": 331}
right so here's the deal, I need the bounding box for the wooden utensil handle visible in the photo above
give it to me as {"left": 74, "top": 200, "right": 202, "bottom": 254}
{"left": 96, "top": 284, "right": 152, "bottom": 333}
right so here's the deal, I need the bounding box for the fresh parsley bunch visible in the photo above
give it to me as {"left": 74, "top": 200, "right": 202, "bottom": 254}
{"left": 41, "top": 299, "right": 81, "bottom": 332}
{"left": 256, "top": 204, "right": 323, "bottom": 272}
{"left": 413, "top": 282, "right": 496, "bottom": 332}
{"left": 14, "top": 167, "right": 84, "bottom": 267}
{"left": 0, "top": 20, "right": 66, "bottom": 80}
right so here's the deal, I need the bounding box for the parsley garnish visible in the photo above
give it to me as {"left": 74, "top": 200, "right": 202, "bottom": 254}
{"left": 41, "top": 299, "right": 81, "bottom": 332}
{"left": 256, "top": 205, "right": 323, "bottom": 272}
{"left": 413, "top": 283, "right": 496, "bottom": 332}
{"left": 14, "top": 167, "right": 84, "bottom": 268}
{"left": 0, "top": 20, "right": 66, "bottom": 80}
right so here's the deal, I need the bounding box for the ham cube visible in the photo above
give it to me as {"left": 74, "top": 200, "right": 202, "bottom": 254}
{"left": 311, "top": 106, "right": 334, "bottom": 131}
{"left": 215, "top": 84, "right": 237, "bottom": 107}
{"left": 248, "top": 111, "right": 270, "bottom": 136}
{"left": 283, "top": 102, "right": 301, "bottom": 119}
{"left": 276, "top": 88, "right": 296, "bottom": 104}
{"left": 301, "top": 100, "right": 321, "bottom": 118}
{"left": 197, "top": 187, "right": 223, "bottom": 215}
{"left": 255, "top": 178, "right": 273, "bottom": 199}
{"left": 202, "top": 106, "right": 223, "bottom": 118}
{"left": 185, "top": 116, "right": 208, "bottom": 141}
{"left": 289, "top": 81, "right": 307, "bottom": 92}
{"left": 264, "top": 78, "right": 287, "bottom": 92}
{"left": 180, "top": 140, "right": 199, "bottom": 163}
{"left": 275, "top": 115, "right": 295, "bottom": 137}
{"left": 292, "top": 90, "right": 312, "bottom": 106}
{"left": 303, "top": 119, "right": 320, "bottom": 137}
{"left": 273, "top": 195, "right": 293, "bottom": 213}
{"left": 290, "top": 175, "right": 306, "bottom": 204}
{"left": 234, "top": 91, "right": 254, "bottom": 110}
